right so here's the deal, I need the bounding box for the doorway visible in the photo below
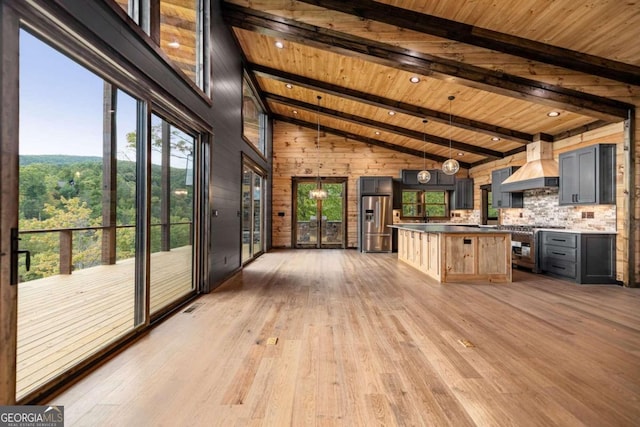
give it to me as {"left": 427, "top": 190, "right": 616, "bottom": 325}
{"left": 293, "top": 178, "right": 347, "bottom": 248}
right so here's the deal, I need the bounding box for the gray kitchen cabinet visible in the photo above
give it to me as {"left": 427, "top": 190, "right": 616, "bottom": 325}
{"left": 559, "top": 144, "right": 616, "bottom": 205}
{"left": 451, "top": 178, "right": 474, "bottom": 210}
{"left": 491, "top": 167, "right": 524, "bottom": 208}
{"left": 401, "top": 170, "right": 455, "bottom": 187}
{"left": 360, "top": 176, "right": 393, "bottom": 195}
{"left": 538, "top": 231, "right": 616, "bottom": 284}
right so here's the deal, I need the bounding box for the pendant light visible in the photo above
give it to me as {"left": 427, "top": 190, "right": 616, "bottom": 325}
{"left": 442, "top": 95, "right": 460, "bottom": 175}
{"left": 417, "top": 119, "right": 431, "bottom": 184}
{"left": 309, "top": 95, "right": 328, "bottom": 200}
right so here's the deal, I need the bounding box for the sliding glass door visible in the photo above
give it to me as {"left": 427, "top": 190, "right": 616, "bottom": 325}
{"left": 242, "top": 159, "right": 266, "bottom": 263}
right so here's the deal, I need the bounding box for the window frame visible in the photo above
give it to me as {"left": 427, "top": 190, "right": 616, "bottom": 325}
{"left": 401, "top": 189, "right": 449, "bottom": 220}
{"left": 241, "top": 74, "right": 267, "bottom": 157}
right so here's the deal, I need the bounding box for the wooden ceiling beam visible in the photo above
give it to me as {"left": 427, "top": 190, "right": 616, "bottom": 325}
{"left": 223, "top": 3, "right": 632, "bottom": 121}
{"left": 274, "top": 114, "right": 472, "bottom": 169}
{"left": 298, "top": 0, "right": 640, "bottom": 87}
{"left": 251, "top": 63, "right": 532, "bottom": 144}
{"left": 266, "top": 92, "right": 503, "bottom": 159}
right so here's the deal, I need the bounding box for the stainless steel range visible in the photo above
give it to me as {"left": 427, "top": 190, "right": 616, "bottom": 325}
{"left": 496, "top": 225, "right": 565, "bottom": 270}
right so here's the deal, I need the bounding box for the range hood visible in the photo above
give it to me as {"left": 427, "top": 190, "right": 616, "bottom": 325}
{"left": 501, "top": 140, "right": 559, "bottom": 192}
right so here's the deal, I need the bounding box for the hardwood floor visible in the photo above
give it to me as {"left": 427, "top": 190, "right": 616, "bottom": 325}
{"left": 48, "top": 249, "right": 640, "bottom": 426}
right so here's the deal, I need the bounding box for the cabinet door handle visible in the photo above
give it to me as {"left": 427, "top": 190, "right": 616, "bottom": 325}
{"left": 552, "top": 251, "right": 566, "bottom": 256}
{"left": 551, "top": 238, "right": 566, "bottom": 242}
{"left": 552, "top": 265, "right": 565, "bottom": 270}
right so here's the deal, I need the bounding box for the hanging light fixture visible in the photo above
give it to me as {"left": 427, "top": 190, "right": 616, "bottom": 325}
{"left": 417, "top": 119, "right": 431, "bottom": 184}
{"left": 309, "top": 95, "right": 328, "bottom": 200}
{"left": 442, "top": 95, "right": 460, "bottom": 175}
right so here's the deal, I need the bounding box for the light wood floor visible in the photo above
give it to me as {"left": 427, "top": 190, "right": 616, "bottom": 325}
{"left": 17, "top": 246, "right": 193, "bottom": 400}
{"left": 49, "top": 249, "right": 640, "bottom": 426}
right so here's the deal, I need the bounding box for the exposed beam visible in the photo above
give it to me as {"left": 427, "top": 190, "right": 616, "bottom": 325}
{"left": 266, "top": 92, "right": 503, "bottom": 159}
{"left": 298, "top": 0, "right": 640, "bottom": 87}
{"left": 251, "top": 63, "right": 532, "bottom": 144}
{"left": 223, "top": 3, "right": 632, "bottom": 121}
{"left": 273, "top": 114, "right": 472, "bottom": 169}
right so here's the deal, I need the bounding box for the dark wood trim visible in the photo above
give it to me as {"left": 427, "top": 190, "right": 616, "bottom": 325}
{"left": 251, "top": 63, "right": 532, "bottom": 144}
{"left": 274, "top": 114, "right": 472, "bottom": 169}
{"left": 552, "top": 120, "right": 611, "bottom": 141}
{"left": 266, "top": 92, "right": 503, "bottom": 159}
{"left": 223, "top": 3, "right": 632, "bottom": 121}
{"left": 298, "top": 0, "right": 640, "bottom": 86}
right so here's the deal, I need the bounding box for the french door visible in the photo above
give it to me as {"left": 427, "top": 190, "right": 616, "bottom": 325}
{"left": 293, "top": 178, "right": 347, "bottom": 248}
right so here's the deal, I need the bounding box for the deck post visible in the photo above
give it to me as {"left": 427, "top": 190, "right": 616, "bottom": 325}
{"left": 102, "top": 82, "right": 117, "bottom": 265}
{"left": 59, "top": 230, "right": 73, "bottom": 275}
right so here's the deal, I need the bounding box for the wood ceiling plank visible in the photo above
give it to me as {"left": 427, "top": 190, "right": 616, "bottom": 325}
{"left": 266, "top": 92, "right": 503, "bottom": 159}
{"left": 250, "top": 63, "right": 534, "bottom": 144}
{"left": 223, "top": 3, "right": 632, "bottom": 121}
{"left": 297, "top": 0, "right": 640, "bottom": 86}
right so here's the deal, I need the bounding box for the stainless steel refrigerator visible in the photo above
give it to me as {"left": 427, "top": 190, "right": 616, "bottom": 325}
{"left": 361, "top": 195, "right": 392, "bottom": 252}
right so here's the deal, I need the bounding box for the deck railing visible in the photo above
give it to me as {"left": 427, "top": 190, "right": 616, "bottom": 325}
{"left": 19, "top": 221, "right": 192, "bottom": 276}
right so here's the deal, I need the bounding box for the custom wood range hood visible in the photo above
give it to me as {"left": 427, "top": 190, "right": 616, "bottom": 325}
{"left": 501, "top": 140, "right": 559, "bottom": 192}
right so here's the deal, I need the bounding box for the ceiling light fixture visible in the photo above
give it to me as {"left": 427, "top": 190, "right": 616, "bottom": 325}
{"left": 547, "top": 111, "right": 561, "bottom": 117}
{"left": 275, "top": 41, "right": 284, "bottom": 49}
{"left": 285, "top": 83, "right": 293, "bottom": 89}
{"left": 442, "top": 95, "right": 460, "bottom": 176}
{"left": 167, "top": 40, "right": 180, "bottom": 49}
{"left": 309, "top": 95, "right": 328, "bottom": 200}
{"left": 417, "top": 119, "right": 431, "bottom": 184}
{"left": 492, "top": 136, "right": 501, "bottom": 141}
{"left": 375, "top": 131, "right": 381, "bottom": 135}
{"left": 410, "top": 76, "right": 420, "bottom": 83}
{"left": 388, "top": 111, "right": 396, "bottom": 116}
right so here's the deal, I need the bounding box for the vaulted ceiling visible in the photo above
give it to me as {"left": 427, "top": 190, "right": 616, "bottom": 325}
{"left": 222, "top": 0, "right": 640, "bottom": 169}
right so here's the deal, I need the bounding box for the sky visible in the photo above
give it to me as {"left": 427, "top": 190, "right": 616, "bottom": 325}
{"left": 19, "top": 29, "right": 138, "bottom": 158}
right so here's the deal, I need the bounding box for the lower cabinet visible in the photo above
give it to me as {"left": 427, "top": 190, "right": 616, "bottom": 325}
{"left": 538, "top": 231, "right": 617, "bottom": 284}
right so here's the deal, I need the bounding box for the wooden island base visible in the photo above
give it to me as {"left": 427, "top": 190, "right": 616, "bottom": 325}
{"left": 394, "top": 225, "right": 512, "bottom": 283}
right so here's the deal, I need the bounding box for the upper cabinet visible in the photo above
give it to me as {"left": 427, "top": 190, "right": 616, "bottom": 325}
{"left": 559, "top": 144, "right": 616, "bottom": 205}
{"left": 451, "top": 178, "right": 474, "bottom": 210}
{"left": 360, "top": 176, "right": 393, "bottom": 195}
{"left": 402, "top": 170, "right": 455, "bottom": 188}
{"left": 491, "top": 167, "right": 524, "bottom": 208}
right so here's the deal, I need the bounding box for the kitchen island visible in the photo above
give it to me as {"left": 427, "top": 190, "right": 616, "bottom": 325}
{"left": 390, "top": 224, "right": 512, "bottom": 283}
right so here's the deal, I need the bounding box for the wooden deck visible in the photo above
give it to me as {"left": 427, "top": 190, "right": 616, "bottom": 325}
{"left": 17, "top": 246, "right": 193, "bottom": 399}
{"left": 48, "top": 249, "right": 640, "bottom": 426}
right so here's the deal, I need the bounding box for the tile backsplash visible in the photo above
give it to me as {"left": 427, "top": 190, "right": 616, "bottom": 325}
{"left": 500, "top": 188, "right": 616, "bottom": 230}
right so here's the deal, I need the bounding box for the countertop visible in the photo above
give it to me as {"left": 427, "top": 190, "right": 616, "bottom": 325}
{"left": 389, "top": 224, "right": 511, "bottom": 234}
{"left": 389, "top": 224, "right": 616, "bottom": 235}
{"left": 535, "top": 228, "right": 617, "bottom": 235}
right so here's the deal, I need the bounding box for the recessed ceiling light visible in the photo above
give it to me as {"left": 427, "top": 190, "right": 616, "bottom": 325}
{"left": 285, "top": 83, "right": 293, "bottom": 89}
{"left": 388, "top": 111, "right": 396, "bottom": 116}
{"left": 167, "top": 40, "right": 180, "bottom": 49}
{"left": 457, "top": 152, "right": 464, "bottom": 156}
{"left": 547, "top": 111, "right": 561, "bottom": 117}
{"left": 375, "top": 131, "right": 381, "bottom": 135}
{"left": 275, "top": 41, "right": 284, "bottom": 49}
{"left": 409, "top": 76, "right": 420, "bottom": 83}
{"left": 292, "top": 110, "right": 298, "bottom": 114}
{"left": 492, "top": 136, "right": 501, "bottom": 141}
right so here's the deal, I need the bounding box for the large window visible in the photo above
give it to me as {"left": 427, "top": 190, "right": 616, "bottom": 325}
{"left": 115, "top": 0, "right": 207, "bottom": 90}
{"left": 402, "top": 190, "right": 447, "bottom": 219}
{"left": 242, "top": 75, "right": 266, "bottom": 155}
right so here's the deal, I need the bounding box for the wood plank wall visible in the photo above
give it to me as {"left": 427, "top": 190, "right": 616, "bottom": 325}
{"left": 272, "top": 120, "right": 638, "bottom": 286}
{"left": 271, "top": 121, "right": 466, "bottom": 248}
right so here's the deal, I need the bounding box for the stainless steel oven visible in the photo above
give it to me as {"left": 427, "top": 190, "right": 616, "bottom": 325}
{"left": 499, "top": 225, "right": 565, "bottom": 270}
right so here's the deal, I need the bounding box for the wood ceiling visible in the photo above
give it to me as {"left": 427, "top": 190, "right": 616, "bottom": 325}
{"left": 222, "top": 0, "right": 640, "bottom": 168}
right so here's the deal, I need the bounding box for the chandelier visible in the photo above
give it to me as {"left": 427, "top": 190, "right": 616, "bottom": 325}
{"left": 309, "top": 95, "right": 328, "bottom": 200}
{"left": 442, "top": 95, "right": 460, "bottom": 175}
